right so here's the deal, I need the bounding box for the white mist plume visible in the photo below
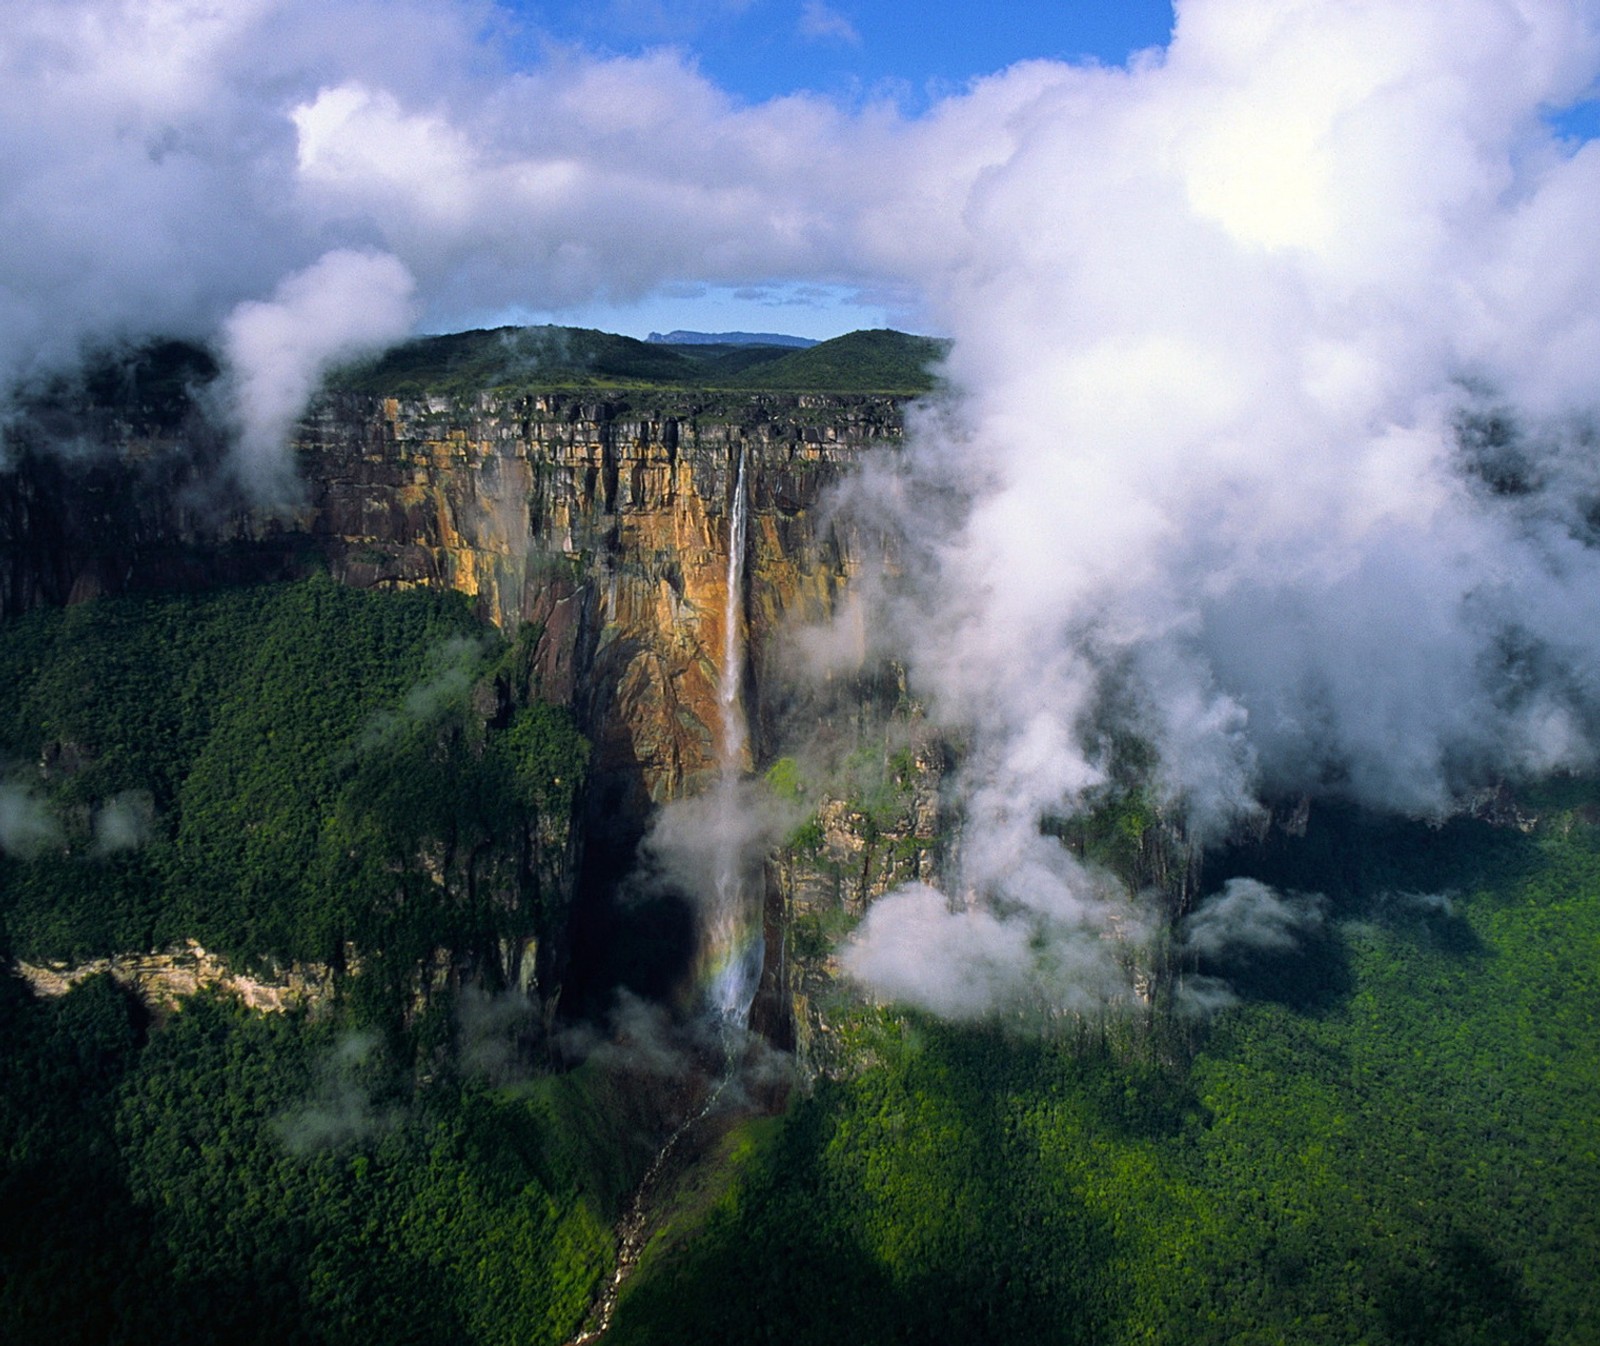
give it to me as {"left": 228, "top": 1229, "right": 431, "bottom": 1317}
{"left": 456, "top": 985, "right": 538, "bottom": 1083}
{"left": 276, "top": 1030, "right": 396, "bottom": 1153}
{"left": 1171, "top": 879, "right": 1327, "bottom": 1013}
{"left": 560, "top": 989, "right": 699, "bottom": 1079}
{"left": 556, "top": 989, "right": 792, "bottom": 1120}
{"left": 1181, "top": 879, "right": 1325, "bottom": 959}
{"left": 92, "top": 790, "right": 156, "bottom": 855}
{"left": 840, "top": 879, "right": 1150, "bottom": 1019}
{"left": 220, "top": 248, "right": 415, "bottom": 501}
{"left": 357, "top": 635, "right": 486, "bottom": 752}
{"left": 0, "top": 782, "right": 62, "bottom": 858}
{"left": 636, "top": 780, "right": 801, "bottom": 1013}
{"left": 1380, "top": 889, "right": 1457, "bottom": 919}
{"left": 841, "top": 0, "right": 1600, "bottom": 1017}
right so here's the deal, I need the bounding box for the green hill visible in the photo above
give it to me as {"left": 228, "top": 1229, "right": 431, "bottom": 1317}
{"left": 721, "top": 328, "right": 949, "bottom": 393}
{"left": 7, "top": 325, "right": 947, "bottom": 409}
{"left": 327, "top": 324, "right": 946, "bottom": 396}
{"left": 327, "top": 325, "right": 703, "bottom": 396}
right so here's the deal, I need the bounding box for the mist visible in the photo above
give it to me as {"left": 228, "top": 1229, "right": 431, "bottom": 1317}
{"left": 91, "top": 790, "right": 156, "bottom": 856}
{"left": 218, "top": 249, "right": 416, "bottom": 501}
{"left": 276, "top": 1031, "right": 396, "bottom": 1154}
{"left": 0, "top": 781, "right": 63, "bottom": 858}
{"left": 837, "top": 0, "right": 1600, "bottom": 1017}
{"left": 631, "top": 777, "right": 802, "bottom": 1014}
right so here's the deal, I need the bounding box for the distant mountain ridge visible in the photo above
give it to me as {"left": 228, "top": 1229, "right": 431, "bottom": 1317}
{"left": 646, "top": 330, "right": 818, "bottom": 347}
{"left": 327, "top": 324, "right": 947, "bottom": 395}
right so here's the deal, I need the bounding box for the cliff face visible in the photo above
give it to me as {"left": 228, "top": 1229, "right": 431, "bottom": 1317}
{"left": 295, "top": 390, "right": 903, "bottom": 806}
{"left": 1, "top": 387, "right": 934, "bottom": 1040}
{"left": 2, "top": 387, "right": 904, "bottom": 808}
{"left": 293, "top": 389, "right": 930, "bottom": 1039}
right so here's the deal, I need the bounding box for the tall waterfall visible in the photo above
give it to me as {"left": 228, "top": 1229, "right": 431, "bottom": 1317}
{"left": 719, "top": 444, "right": 750, "bottom": 785}
{"left": 569, "top": 460, "right": 760, "bottom": 1345}
{"left": 705, "top": 445, "right": 762, "bottom": 1024}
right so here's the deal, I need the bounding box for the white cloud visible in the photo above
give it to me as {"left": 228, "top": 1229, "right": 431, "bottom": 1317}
{"left": 292, "top": 83, "right": 488, "bottom": 227}
{"left": 220, "top": 248, "right": 416, "bottom": 501}
{"left": 1182, "top": 879, "right": 1325, "bottom": 959}
{"left": 824, "top": 0, "right": 1600, "bottom": 1016}
{"left": 798, "top": 1, "right": 860, "bottom": 46}
{"left": 841, "top": 884, "right": 1035, "bottom": 1019}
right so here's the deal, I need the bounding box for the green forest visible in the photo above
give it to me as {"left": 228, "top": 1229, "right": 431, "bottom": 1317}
{"left": 2, "top": 577, "right": 1599, "bottom": 1344}
{"left": 0, "top": 578, "right": 636, "bottom": 1345}
{"left": 0, "top": 577, "right": 586, "bottom": 976}
{"left": 610, "top": 791, "right": 1600, "bottom": 1344}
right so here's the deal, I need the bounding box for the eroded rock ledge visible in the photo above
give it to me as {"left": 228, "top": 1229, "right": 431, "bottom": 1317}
{"left": 14, "top": 939, "right": 333, "bottom": 1013}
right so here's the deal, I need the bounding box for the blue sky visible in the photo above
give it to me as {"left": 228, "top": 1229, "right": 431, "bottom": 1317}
{"left": 478, "top": 282, "right": 906, "bottom": 345}
{"left": 502, "top": 0, "right": 1176, "bottom": 108}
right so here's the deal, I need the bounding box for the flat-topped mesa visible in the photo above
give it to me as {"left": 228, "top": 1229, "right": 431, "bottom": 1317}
{"left": 295, "top": 388, "right": 908, "bottom": 805}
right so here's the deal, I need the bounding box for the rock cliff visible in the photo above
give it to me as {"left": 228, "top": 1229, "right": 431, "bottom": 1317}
{"left": 293, "top": 389, "right": 935, "bottom": 1041}
{"left": 296, "top": 390, "right": 901, "bottom": 799}
{"left": 15, "top": 938, "right": 333, "bottom": 1013}
{"left": 1, "top": 384, "right": 940, "bottom": 1045}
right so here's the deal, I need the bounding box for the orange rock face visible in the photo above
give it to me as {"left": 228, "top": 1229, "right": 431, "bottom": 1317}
{"left": 294, "top": 389, "right": 909, "bottom": 808}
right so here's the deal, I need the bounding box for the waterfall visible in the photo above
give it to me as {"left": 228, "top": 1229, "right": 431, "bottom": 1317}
{"left": 705, "top": 444, "right": 762, "bottom": 1024}
{"left": 569, "top": 449, "right": 762, "bottom": 1346}
{"left": 719, "top": 444, "right": 750, "bottom": 780}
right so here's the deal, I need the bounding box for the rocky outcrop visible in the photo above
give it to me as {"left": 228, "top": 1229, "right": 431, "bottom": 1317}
{"left": 14, "top": 939, "right": 333, "bottom": 1013}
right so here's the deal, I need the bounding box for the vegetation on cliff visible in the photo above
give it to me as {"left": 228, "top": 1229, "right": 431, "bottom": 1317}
{"left": 714, "top": 328, "right": 950, "bottom": 392}
{"left": 0, "top": 577, "right": 585, "bottom": 985}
